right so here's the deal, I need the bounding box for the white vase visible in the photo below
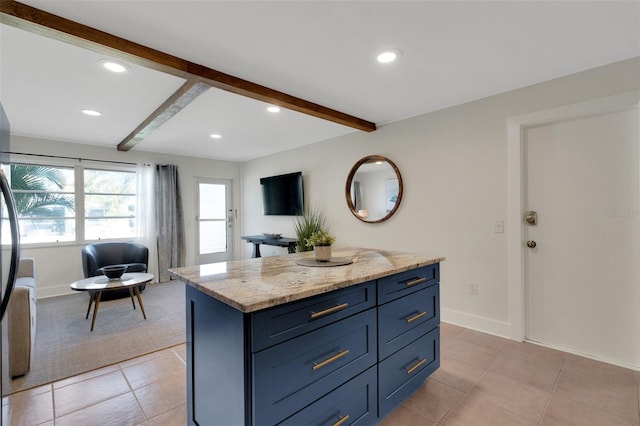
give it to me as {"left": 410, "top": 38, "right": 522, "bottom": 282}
{"left": 314, "top": 245, "right": 332, "bottom": 262}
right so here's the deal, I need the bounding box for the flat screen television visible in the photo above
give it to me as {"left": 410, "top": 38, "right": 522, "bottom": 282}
{"left": 260, "top": 171, "right": 303, "bottom": 216}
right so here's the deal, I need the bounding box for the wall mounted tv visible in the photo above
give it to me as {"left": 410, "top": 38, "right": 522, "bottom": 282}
{"left": 260, "top": 171, "right": 304, "bottom": 216}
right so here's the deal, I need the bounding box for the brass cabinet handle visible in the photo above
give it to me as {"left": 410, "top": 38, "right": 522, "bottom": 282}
{"left": 333, "top": 414, "right": 350, "bottom": 426}
{"left": 405, "top": 311, "right": 427, "bottom": 323}
{"left": 404, "top": 277, "right": 427, "bottom": 287}
{"left": 406, "top": 358, "right": 427, "bottom": 374}
{"left": 310, "top": 303, "right": 349, "bottom": 319}
{"left": 312, "top": 349, "right": 350, "bottom": 371}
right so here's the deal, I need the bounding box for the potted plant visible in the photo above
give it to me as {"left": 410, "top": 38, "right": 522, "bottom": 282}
{"left": 306, "top": 229, "right": 335, "bottom": 261}
{"left": 293, "top": 206, "right": 327, "bottom": 252}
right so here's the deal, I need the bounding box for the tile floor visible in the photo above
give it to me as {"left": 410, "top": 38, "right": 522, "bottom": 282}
{"left": 2, "top": 345, "right": 187, "bottom": 425}
{"left": 3, "top": 323, "right": 639, "bottom": 425}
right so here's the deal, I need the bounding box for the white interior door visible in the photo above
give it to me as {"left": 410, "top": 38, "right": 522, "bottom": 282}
{"left": 524, "top": 107, "right": 640, "bottom": 365}
{"left": 196, "top": 178, "right": 233, "bottom": 264}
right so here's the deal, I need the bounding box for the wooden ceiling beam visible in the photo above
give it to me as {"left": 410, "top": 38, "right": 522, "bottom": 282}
{"left": 117, "top": 80, "right": 210, "bottom": 151}
{"left": 0, "top": 1, "right": 377, "bottom": 134}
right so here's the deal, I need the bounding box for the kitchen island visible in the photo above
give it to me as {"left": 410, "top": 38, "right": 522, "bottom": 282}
{"left": 170, "top": 247, "right": 444, "bottom": 426}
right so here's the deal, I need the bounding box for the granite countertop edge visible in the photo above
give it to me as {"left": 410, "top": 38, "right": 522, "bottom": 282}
{"left": 170, "top": 247, "right": 444, "bottom": 313}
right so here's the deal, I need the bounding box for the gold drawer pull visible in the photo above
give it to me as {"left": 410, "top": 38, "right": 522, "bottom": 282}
{"left": 404, "top": 277, "right": 427, "bottom": 287}
{"left": 333, "top": 414, "right": 350, "bottom": 426}
{"left": 406, "top": 358, "right": 427, "bottom": 374}
{"left": 406, "top": 311, "right": 427, "bottom": 323}
{"left": 312, "top": 349, "right": 350, "bottom": 371}
{"left": 310, "top": 303, "right": 349, "bottom": 319}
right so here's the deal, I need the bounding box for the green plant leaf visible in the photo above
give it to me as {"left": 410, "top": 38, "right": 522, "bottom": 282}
{"left": 10, "top": 165, "right": 75, "bottom": 216}
{"left": 293, "top": 205, "right": 327, "bottom": 252}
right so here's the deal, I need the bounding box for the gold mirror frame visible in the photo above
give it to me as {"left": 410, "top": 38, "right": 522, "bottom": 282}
{"left": 345, "top": 155, "right": 404, "bottom": 223}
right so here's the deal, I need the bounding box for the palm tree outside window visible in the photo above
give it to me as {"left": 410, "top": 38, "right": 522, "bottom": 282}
{"left": 5, "top": 164, "right": 76, "bottom": 244}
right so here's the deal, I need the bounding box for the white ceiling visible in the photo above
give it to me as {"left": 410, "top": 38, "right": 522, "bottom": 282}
{"left": 1, "top": 1, "right": 639, "bottom": 162}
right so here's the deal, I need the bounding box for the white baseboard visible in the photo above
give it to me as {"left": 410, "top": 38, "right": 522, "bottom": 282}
{"left": 524, "top": 339, "right": 640, "bottom": 372}
{"left": 37, "top": 284, "right": 75, "bottom": 299}
{"left": 441, "top": 307, "right": 513, "bottom": 340}
{"left": 442, "top": 308, "right": 640, "bottom": 371}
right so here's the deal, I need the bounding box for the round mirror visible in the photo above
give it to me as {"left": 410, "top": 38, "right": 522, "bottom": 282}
{"left": 345, "top": 155, "right": 403, "bottom": 223}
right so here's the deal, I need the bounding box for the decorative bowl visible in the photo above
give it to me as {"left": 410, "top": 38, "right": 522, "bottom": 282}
{"left": 262, "top": 233, "right": 282, "bottom": 239}
{"left": 102, "top": 265, "right": 127, "bottom": 280}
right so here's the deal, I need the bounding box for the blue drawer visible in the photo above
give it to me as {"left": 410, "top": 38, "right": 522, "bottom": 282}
{"left": 378, "top": 327, "right": 440, "bottom": 419}
{"left": 378, "top": 264, "right": 439, "bottom": 304}
{"left": 253, "top": 309, "right": 377, "bottom": 426}
{"left": 252, "top": 281, "right": 376, "bottom": 352}
{"left": 278, "top": 366, "right": 377, "bottom": 426}
{"left": 378, "top": 284, "right": 439, "bottom": 360}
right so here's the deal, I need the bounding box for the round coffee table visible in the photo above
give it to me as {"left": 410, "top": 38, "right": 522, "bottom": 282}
{"left": 70, "top": 272, "right": 154, "bottom": 331}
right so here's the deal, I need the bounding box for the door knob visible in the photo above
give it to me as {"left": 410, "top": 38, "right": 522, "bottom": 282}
{"left": 526, "top": 240, "right": 537, "bottom": 248}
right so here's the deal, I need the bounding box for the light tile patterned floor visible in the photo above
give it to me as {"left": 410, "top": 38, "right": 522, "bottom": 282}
{"left": 2, "top": 345, "right": 186, "bottom": 425}
{"left": 381, "top": 323, "right": 640, "bottom": 426}
{"left": 3, "top": 324, "right": 639, "bottom": 425}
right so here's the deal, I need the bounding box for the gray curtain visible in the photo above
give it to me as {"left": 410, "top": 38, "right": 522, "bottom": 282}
{"left": 155, "top": 164, "right": 185, "bottom": 282}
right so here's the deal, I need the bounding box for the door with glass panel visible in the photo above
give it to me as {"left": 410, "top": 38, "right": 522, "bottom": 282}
{"left": 196, "top": 179, "right": 233, "bottom": 264}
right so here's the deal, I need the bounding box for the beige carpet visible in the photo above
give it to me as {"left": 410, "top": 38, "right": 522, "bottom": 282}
{"left": 2, "top": 280, "right": 185, "bottom": 395}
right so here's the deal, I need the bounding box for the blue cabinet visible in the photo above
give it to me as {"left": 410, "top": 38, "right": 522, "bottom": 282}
{"left": 377, "top": 265, "right": 441, "bottom": 421}
{"left": 251, "top": 281, "right": 376, "bottom": 352}
{"left": 253, "top": 309, "right": 377, "bottom": 425}
{"left": 278, "top": 366, "right": 378, "bottom": 426}
{"left": 378, "top": 328, "right": 440, "bottom": 418}
{"left": 378, "top": 284, "right": 440, "bottom": 360}
{"left": 186, "top": 264, "right": 440, "bottom": 425}
{"left": 378, "top": 264, "right": 439, "bottom": 304}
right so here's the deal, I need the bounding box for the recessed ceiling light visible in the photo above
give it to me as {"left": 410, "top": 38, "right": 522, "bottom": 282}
{"left": 377, "top": 49, "right": 400, "bottom": 64}
{"left": 210, "top": 134, "right": 222, "bottom": 139}
{"left": 100, "top": 60, "right": 129, "bottom": 73}
{"left": 81, "top": 109, "right": 102, "bottom": 116}
{"left": 267, "top": 106, "right": 281, "bottom": 113}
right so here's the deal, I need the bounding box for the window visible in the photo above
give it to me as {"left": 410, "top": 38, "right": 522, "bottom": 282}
{"left": 3, "top": 163, "right": 76, "bottom": 244}
{"left": 1, "top": 162, "right": 137, "bottom": 245}
{"left": 84, "top": 168, "right": 136, "bottom": 240}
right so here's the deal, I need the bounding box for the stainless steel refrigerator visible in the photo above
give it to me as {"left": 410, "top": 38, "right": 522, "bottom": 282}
{"left": 0, "top": 102, "right": 22, "bottom": 426}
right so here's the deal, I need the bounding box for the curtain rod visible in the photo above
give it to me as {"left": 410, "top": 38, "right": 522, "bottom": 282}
{"left": 1, "top": 151, "right": 140, "bottom": 166}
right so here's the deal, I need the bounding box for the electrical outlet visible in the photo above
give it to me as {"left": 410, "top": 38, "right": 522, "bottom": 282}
{"left": 494, "top": 220, "right": 504, "bottom": 233}
{"left": 469, "top": 282, "right": 478, "bottom": 295}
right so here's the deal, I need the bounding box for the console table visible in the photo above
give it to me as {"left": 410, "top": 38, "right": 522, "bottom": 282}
{"left": 241, "top": 235, "right": 298, "bottom": 257}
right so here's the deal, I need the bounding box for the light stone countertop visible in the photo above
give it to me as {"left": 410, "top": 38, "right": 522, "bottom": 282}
{"left": 169, "top": 247, "right": 444, "bottom": 313}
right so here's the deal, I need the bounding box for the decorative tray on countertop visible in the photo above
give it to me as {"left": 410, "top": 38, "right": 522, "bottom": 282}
{"left": 295, "top": 257, "right": 354, "bottom": 267}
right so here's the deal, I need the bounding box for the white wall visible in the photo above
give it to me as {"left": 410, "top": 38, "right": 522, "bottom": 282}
{"left": 10, "top": 136, "right": 241, "bottom": 298}
{"left": 241, "top": 58, "right": 640, "bottom": 354}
